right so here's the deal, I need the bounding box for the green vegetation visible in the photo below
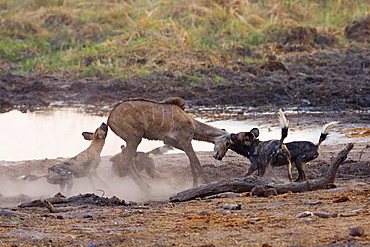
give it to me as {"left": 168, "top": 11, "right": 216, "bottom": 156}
{"left": 0, "top": 0, "right": 368, "bottom": 78}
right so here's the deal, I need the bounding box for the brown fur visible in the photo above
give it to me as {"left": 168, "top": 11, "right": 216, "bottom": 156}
{"left": 21, "top": 123, "right": 108, "bottom": 194}
{"left": 107, "top": 97, "right": 232, "bottom": 189}
{"left": 109, "top": 145, "right": 173, "bottom": 179}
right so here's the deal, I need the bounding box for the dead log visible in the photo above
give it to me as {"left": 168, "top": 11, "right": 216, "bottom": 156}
{"left": 170, "top": 143, "right": 354, "bottom": 202}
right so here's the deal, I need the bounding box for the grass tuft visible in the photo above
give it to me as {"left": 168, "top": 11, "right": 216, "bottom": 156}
{"left": 0, "top": 0, "right": 368, "bottom": 78}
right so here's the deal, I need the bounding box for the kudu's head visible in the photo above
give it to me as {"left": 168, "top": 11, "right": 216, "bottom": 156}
{"left": 82, "top": 122, "right": 109, "bottom": 142}
{"left": 213, "top": 131, "right": 234, "bottom": 161}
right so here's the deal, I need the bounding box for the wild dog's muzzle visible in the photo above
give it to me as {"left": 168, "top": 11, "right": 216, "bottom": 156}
{"left": 213, "top": 151, "right": 223, "bottom": 161}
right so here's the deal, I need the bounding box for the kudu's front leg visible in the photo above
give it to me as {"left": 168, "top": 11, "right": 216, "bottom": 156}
{"left": 182, "top": 142, "right": 209, "bottom": 186}
{"left": 122, "top": 140, "right": 152, "bottom": 193}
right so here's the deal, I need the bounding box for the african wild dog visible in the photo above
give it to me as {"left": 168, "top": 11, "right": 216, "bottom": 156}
{"left": 229, "top": 118, "right": 338, "bottom": 181}
{"left": 21, "top": 123, "right": 108, "bottom": 194}
{"left": 229, "top": 109, "right": 293, "bottom": 181}
{"left": 283, "top": 122, "right": 338, "bottom": 181}
{"left": 109, "top": 145, "right": 174, "bottom": 179}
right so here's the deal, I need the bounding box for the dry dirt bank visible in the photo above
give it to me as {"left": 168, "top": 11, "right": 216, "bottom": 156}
{"left": 0, "top": 141, "right": 369, "bottom": 246}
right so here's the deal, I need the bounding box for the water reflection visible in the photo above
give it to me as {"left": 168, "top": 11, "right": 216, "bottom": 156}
{"left": 0, "top": 108, "right": 347, "bottom": 161}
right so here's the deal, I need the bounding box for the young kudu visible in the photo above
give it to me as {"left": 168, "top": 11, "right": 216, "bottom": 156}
{"left": 107, "top": 97, "right": 232, "bottom": 189}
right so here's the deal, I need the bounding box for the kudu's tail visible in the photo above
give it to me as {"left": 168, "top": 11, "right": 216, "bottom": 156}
{"left": 145, "top": 145, "right": 174, "bottom": 156}
{"left": 19, "top": 174, "right": 46, "bottom": 181}
{"left": 278, "top": 109, "right": 289, "bottom": 144}
{"left": 317, "top": 122, "right": 338, "bottom": 147}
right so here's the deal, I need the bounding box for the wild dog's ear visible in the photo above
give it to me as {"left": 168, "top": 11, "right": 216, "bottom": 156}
{"left": 82, "top": 132, "right": 94, "bottom": 140}
{"left": 250, "top": 128, "right": 260, "bottom": 138}
{"left": 245, "top": 132, "right": 256, "bottom": 141}
{"left": 221, "top": 128, "right": 226, "bottom": 131}
{"left": 100, "top": 122, "right": 108, "bottom": 133}
{"left": 230, "top": 133, "right": 238, "bottom": 143}
{"left": 120, "top": 145, "right": 126, "bottom": 150}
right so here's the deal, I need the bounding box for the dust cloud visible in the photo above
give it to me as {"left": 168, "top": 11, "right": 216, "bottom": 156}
{"left": 0, "top": 156, "right": 192, "bottom": 207}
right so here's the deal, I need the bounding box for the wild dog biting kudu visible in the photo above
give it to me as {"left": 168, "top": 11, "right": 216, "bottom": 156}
{"left": 107, "top": 97, "right": 233, "bottom": 189}
{"left": 228, "top": 109, "right": 293, "bottom": 181}
{"left": 226, "top": 118, "right": 338, "bottom": 181}
{"left": 109, "top": 145, "right": 174, "bottom": 179}
{"left": 21, "top": 123, "right": 108, "bottom": 194}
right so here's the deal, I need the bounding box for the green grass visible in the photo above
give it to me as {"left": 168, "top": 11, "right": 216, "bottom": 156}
{"left": 0, "top": 0, "right": 368, "bottom": 78}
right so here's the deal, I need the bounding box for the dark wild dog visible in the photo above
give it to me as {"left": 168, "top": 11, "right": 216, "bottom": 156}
{"left": 284, "top": 121, "right": 338, "bottom": 181}
{"left": 229, "top": 120, "right": 338, "bottom": 182}
{"left": 109, "top": 145, "right": 174, "bottom": 179}
{"left": 230, "top": 109, "right": 293, "bottom": 181}
{"left": 21, "top": 123, "right": 108, "bottom": 194}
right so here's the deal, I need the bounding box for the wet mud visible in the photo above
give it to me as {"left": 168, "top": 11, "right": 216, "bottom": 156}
{"left": 1, "top": 46, "right": 369, "bottom": 114}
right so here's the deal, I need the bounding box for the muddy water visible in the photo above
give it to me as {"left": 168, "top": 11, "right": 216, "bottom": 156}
{"left": 0, "top": 108, "right": 350, "bottom": 161}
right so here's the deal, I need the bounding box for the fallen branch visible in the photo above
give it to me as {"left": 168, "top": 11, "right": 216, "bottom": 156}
{"left": 170, "top": 143, "right": 354, "bottom": 202}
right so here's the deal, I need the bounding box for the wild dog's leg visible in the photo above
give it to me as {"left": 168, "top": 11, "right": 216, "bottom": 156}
{"left": 258, "top": 163, "right": 268, "bottom": 177}
{"left": 144, "top": 159, "right": 161, "bottom": 179}
{"left": 295, "top": 159, "right": 307, "bottom": 182}
{"left": 245, "top": 163, "right": 258, "bottom": 177}
{"left": 66, "top": 180, "right": 73, "bottom": 195}
{"left": 287, "top": 159, "right": 293, "bottom": 182}
{"left": 59, "top": 183, "right": 66, "bottom": 194}
{"left": 285, "top": 148, "right": 293, "bottom": 182}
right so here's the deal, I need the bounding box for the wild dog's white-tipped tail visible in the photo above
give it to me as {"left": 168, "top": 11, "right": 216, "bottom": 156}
{"left": 278, "top": 109, "right": 289, "bottom": 143}
{"left": 18, "top": 174, "right": 46, "bottom": 181}
{"left": 321, "top": 121, "right": 339, "bottom": 134}
{"left": 146, "top": 145, "right": 174, "bottom": 156}
{"left": 278, "top": 109, "right": 289, "bottom": 129}
{"left": 317, "top": 121, "right": 339, "bottom": 146}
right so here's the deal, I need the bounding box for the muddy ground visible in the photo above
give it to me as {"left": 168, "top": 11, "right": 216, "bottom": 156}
{"left": 0, "top": 139, "right": 369, "bottom": 246}
{"left": 0, "top": 22, "right": 369, "bottom": 246}
{"left": 0, "top": 46, "right": 369, "bottom": 115}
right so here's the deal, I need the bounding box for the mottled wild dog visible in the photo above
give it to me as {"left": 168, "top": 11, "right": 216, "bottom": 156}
{"left": 229, "top": 109, "right": 293, "bottom": 181}
{"left": 283, "top": 121, "right": 338, "bottom": 181}
{"left": 107, "top": 97, "right": 233, "bottom": 188}
{"left": 109, "top": 145, "right": 174, "bottom": 179}
{"left": 21, "top": 123, "right": 108, "bottom": 194}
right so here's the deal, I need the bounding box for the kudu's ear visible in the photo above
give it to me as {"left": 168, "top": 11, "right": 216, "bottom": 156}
{"left": 82, "top": 132, "right": 94, "bottom": 140}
